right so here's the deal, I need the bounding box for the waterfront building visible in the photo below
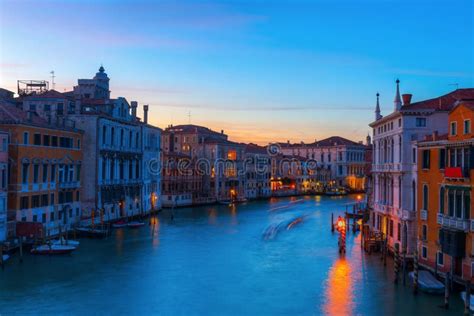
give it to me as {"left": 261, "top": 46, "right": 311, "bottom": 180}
{"left": 370, "top": 81, "right": 474, "bottom": 255}
{"left": 417, "top": 99, "right": 474, "bottom": 281}
{"left": 9, "top": 67, "right": 163, "bottom": 223}
{"left": 141, "top": 107, "right": 162, "bottom": 212}
{"left": 278, "top": 136, "right": 369, "bottom": 190}
{"left": 0, "top": 101, "right": 83, "bottom": 236}
{"left": 161, "top": 152, "right": 196, "bottom": 207}
{"left": 243, "top": 143, "right": 271, "bottom": 199}
{"left": 162, "top": 124, "right": 245, "bottom": 203}
{"left": 0, "top": 130, "right": 8, "bottom": 241}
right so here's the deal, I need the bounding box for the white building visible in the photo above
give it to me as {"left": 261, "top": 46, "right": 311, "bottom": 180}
{"left": 279, "top": 136, "right": 369, "bottom": 190}
{"left": 141, "top": 104, "right": 162, "bottom": 212}
{"left": 369, "top": 80, "right": 469, "bottom": 254}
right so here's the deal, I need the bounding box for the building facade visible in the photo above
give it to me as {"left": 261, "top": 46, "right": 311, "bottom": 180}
{"left": 0, "top": 101, "right": 83, "bottom": 236}
{"left": 370, "top": 81, "right": 474, "bottom": 255}
{"left": 279, "top": 136, "right": 369, "bottom": 190}
{"left": 0, "top": 130, "right": 8, "bottom": 241}
{"left": 417, "top": 100, "right": 474, "bottom": 282}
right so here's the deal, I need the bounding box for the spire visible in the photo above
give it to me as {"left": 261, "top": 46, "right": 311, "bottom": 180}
{"left": 394, "top": 79, "right": 402, "bottom": 111}
{"left": 375, "top": 92, "right": 382, "bottom": 120}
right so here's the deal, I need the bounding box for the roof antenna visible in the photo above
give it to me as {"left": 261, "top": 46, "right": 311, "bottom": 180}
{"left": 188, "top": 110, "right": 191, "bottom": 124}
{"left": 50, "top": 70, "right": 56, "bottom": 90}
{"left": 449, "top": 83, "right": 459, "bottom": 90}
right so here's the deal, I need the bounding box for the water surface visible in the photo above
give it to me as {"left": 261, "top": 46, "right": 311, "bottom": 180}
{"left": 0, "top": 195, "right": 464, "bottom": 315}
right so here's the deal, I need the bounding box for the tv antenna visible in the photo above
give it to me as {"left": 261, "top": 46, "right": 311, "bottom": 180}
{"left": 449, "top": 83, "right": 459, "bottom": 90}
{"left": 188, "top": 110, "right": 191, "bottom": 124}
{"left": 50, "top": 71, "right": 56, "bottom": 90}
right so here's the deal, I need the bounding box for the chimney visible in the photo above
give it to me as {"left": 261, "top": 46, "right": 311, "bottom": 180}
{"left": 432, "top": 131, "right": 438, "bottom": 141}
{"left": 402, "top": 94, "right": 412, "bottom": 106}
{"left": 221, "top": 130, "right": 224, "bottom": 134}
{"left": 143, "top": 105, "right": 149, "bottom": 124}
{"left": 131, "top": 101, "right": 138, "bottom": 118}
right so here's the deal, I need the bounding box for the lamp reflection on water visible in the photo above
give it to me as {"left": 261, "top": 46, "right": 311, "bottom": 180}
{"left": 323, "top": 258, "right": 354, "bottom": 315}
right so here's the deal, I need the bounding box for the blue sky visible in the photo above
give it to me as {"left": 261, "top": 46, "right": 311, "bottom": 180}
{"left": 1, "top": 0, "right": 473, "bottom": 144}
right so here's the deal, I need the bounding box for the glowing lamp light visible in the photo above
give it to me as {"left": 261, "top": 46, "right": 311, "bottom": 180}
{"left": 357, "top": 195, "right": 362, "bottom": 201}
{"left": 336, "top": 216, "right": 345, "bottom": 230}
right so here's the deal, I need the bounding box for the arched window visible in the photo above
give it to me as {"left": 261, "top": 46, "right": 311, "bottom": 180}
{"left": 439, "top": 187, "right": 445, "bottom": 214}
{"left": 422, "top": 184, "right": 428, "bottom": 211}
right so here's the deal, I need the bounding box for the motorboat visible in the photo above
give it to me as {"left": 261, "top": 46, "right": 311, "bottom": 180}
{"left": 30, "top": 244, "right": 76, "bottom": 255}
{"left": 461, "top": 292, "right": 474, "bottom": 311}
{"left": 112, "top": 220, "right": 128, "bottom": 228}
{"left": 408, "top": 270, "right": 444, "bottom": 294}
{"left": 127, "top": 221, "right": 145, "bottom": 228}
{"left": 51, "top": 237, "right": 80, "bottom": 247}
{"left": 75, "top": 227, "right": 108, "bottom": 238}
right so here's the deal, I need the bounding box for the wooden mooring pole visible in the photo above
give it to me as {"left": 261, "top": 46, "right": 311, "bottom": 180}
{"left": 464, "top": 280, "right": 471, "bottom": 315}
{"left": 444, "top": 272, "right": 450, "bottom": 309}
{"left": 331, "top": 213, "right": 334, "bottom": 233}
{"left": 394, "top": 243, "right": 400, "bottom": 284}
{"left": 19, "top": 237, "right": 23, "bottom": 263}
{"left": 0, "top": 243, "right": 4, "bottom": 270}
{"left": 413, "top": 247, "right": 419, "bottom": 295}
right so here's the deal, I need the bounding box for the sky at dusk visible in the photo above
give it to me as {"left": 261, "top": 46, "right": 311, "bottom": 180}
{"left": 0, "top": 0, "right": 473, "bottom": 144}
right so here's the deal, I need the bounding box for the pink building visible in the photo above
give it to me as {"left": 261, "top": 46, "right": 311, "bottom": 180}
{"left": 0, "top": 130, "right": 8, "bottom": 241}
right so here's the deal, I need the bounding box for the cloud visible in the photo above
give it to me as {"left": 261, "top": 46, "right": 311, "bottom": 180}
{"left": 153, "top": 102, "right": 372, "bottom": 112}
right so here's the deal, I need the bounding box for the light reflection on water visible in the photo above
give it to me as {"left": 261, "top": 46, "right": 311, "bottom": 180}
{"left": 324, "top": 258, "right": 353, "bottom": 316}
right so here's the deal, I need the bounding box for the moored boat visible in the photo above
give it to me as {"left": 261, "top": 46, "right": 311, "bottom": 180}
{"left": 127, "top": 221, "right": 145, "bottom": 228}
{"left": 31, "top": 244, "right": 76, "bottom": 255}
{"left": 51, "top": 237, "right": 80, "bottom": 247}
{"left": 461, "top": 292, "right": 474, "bottom": 311}
{"left": 2, "top": 254, "right": 9, "bottom": 262}
{"left": 112, "top": 220, "right": 128, "bottom": 228}
{"left": 408, "top": 270, "right": 444, "bottom": 294}
{"left": 218, "top": 200, "right": 232, "bottom": 205}
{"left": 75, "top": 227, "right": 108, "bottom": 238}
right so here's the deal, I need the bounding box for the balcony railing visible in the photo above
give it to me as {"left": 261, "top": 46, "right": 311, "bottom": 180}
{"left": 437, "top": 213, "right": 470, "bottom": 231}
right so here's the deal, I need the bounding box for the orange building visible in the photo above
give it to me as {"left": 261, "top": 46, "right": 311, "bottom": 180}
{"left": 417, "top": 100, "right": 474, "bottom": 282}
{"left": 0, "top": 101, "right": 83, "bottom": 237}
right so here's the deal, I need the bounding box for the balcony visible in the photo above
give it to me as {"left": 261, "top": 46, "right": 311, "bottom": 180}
{"left": 59, "top": 181, "right": 80, "bottom": 189}
{"left": 420, "top": 210, "right": 427, "bottom": 220}
{"left": 437, "top": 213, "right": 470, "bottom": 231}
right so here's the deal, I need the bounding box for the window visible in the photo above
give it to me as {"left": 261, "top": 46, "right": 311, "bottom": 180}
{"left": 22, "top": 163, "right": 29, "bottom": 184}
{"left": 1, "top": 138, "right": 6, "bottom": 152}
{"left": 422, "top": 184, "right": 428, "bottom": 210}
{"left": 102, "top": 126, "right": 107, "bottom": 145}
{"left": 50, "top": 164, "right": 56, "bottom": 182}
{"left": 416, "top": 118, "right": 426, "bottom": 127}
{"left": 397, "top": 223, "right": 401, "bottom": 241}
{"left": 33, "top": 133, "right": 41, "bottom": 145}
{"left": 448, "top": 190, "right": 455, "bottom": 216}
{"left": 43, "top": 135, "right": 50, "bottom": 146}
{"left": 398, "top": 118, "right": 401, "bottom": 127}
{"left": 437, "top": 252, "right": 444, "bottom": 266}
{"left": 31, "top": 195, "right": 40, "bottom": 208}
{"left": 76, "top": 165, "right": 81, "bottom": 181}
{"left": 23, "top": 132, "right": 29, "bottom": 145}
{"left": 42, "top": 213, "right": 46, "bottom": 223}
{"left": 389, "top": 220, "right": 394, "bottom": 237}
{"left": 422, "top": 150, "right": 430, "bottom": 169}
{"left": 111, "top": 127, "right": 115, "bottom": 146}
{"left": 1, "top": 169, "right": 5, "bottom": 189}
{"left": 50, "top": 212, "right": 55, "bottom": 221}
{"left": 464, "top": 192, "right": 471, "bottom": 219}
{"left": 42, "top": 164, "right": 48, "bottom": 183}
{"left": 439, "top": 148, "right": 446, "bottom": 169}
{"left": 422, "top": 225, "right": 427, "bottom": 241}
{"left": 41, "top": 194, "right": 48, "bottom": 207}
{"left": 439, "top": 187, "right": 445, "bottom": 214}
{"left": 77, "top": 139, "right": 81, "bottom": 149}
{"left": 451, "top": 122, "right": 457, "bottom": 136}
{"left": 422, "top": 246, "right": 427, "bottom": 259}
{"left": 20, "top": 196, "right": 29, "bottom": 209}
{"left": 44, "top": 104, "right": 51, "bottom": 111}
{"left": 464, "top": 120, "right": 471, "bottom": 134}
{"left": 51, "top": 136, "right": 58, "bottom": 147}
{"left": 412, "top": 148, "right": 416, "bottom": 164}
{"left": 57, "top": 103, "right": 64, "bottom": 115}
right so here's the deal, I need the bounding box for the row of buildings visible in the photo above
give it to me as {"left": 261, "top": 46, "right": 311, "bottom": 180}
{"left": 368, "top": 80, "right": 474, "bottom": 282}
{"left": 0, "top": 67, "right": 161, "bottom": 241}
{"left": 0, "top": 67, "right": 372, "bottom": 242}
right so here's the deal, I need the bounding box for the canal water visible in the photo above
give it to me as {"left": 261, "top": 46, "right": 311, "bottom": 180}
{"left": 0, "top": 195, "right": 464, "bottom": 315}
